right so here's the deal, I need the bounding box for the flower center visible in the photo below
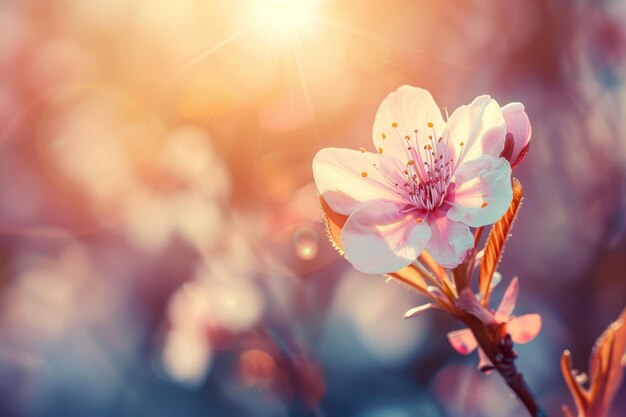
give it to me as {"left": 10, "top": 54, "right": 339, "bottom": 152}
{"left": 403, "top": 157, "right": 453, "bottom": 212}
{"left": 393, "top": 122, "right": 458, "bottom": 212}
{"left": 405, "top": 161, "right": 453, "bottom": 211}
{"left": 361, "top": 121, "right": 463, "bottom": 213}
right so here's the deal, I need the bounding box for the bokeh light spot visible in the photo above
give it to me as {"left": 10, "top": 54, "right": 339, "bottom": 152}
{"left": 293, "top": 226, "right": 319, "bottom": 261}
{"left": 237, "top": 348, "right": 277, "bottom": 388}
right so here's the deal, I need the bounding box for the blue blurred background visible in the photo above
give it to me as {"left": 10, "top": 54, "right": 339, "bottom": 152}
{"left": 0, "top": 1, "right": 624, "bottom": 416}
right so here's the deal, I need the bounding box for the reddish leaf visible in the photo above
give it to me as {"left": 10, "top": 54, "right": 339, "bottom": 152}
{"left": 319, "top": 195, "right": 348, "bottom": 256}
{"left": 588, "top": 308, "right": 626, "bottom": 417}
{"left": 479, "top": 178, "right": 523, "bottom": 304}
{"left": 561, "top": 309, "right": 626, "bottom": 417}
{"left": 561, "top": 351, "right": 590, "bottom": 415}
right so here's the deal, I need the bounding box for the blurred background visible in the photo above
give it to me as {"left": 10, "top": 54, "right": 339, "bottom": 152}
{"left": 0, "top": 0, "right": 625, "bottom": 416}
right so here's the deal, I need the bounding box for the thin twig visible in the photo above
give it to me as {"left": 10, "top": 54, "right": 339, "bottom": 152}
{"left": 464, "top": 317, "right": 548, "bottom": 417}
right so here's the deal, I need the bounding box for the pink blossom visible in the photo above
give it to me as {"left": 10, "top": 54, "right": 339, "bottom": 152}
{"left": 447, "top": 278, "right": 542, "bottom": 371}
{"left": 500, "top": 103, "right": 532, "bottom": 168}
{"left": 313, "top": 86, "right": 518, "bottom": 273}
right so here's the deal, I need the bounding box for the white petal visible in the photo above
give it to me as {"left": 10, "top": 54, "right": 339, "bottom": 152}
{"left": 313, "top": 147, "right": 404, "bottom": 215}
{"left": 341, "top": 201, "right": 431, "bottom": 274}
{"left": 446, "top": 155, "right": 513, "bottom": 227}
{"left": 444, "top": 95, "right": 506, "bottom": 168}
{"left": 372, "top": 86, "right": 446, "bottom": 162}
{"left": 424, "top": 211, "right": 474, "bottom": 268}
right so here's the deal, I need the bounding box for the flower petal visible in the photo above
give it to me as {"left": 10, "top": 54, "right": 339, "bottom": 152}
{"left": 372, "top": 86, "right": 446, "bottom": 162}
{"left": 447, "top": 328, "right": 478, "bottom": 355}
{"left": 444, "top": 95, "right": 506, "bottom": 168}
{"left": 404, "top": 303, "right": 439, "bottom": 319}
{"left": 340, "top": 201, "right": 431, "bottom": 274}
{"left": 424, "top": 211, "right": 474, "bottom": 268}
{"left": 507, "top": 314, "right": 542, "bottom": 344}
{"left": 495, "top": 277, "right": 519, "bottom": 322}
{"left": 501, "top": 102, "right": 531, "bottom": 168}
{"left": 376, "top": 154, "right": 413, "bottom": 193}
{"left": 313, "top": 147, "right": 405, "bottom": 215}
{"left": 456, "top": 288, "right": 498, "bottom": 326}
{"left": 446, "top": 155, "right": 513, "bottom": 227}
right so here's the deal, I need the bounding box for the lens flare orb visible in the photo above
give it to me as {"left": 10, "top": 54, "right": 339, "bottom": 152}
{"left": 293, "top": 226, "right": 319, "bottom": 261}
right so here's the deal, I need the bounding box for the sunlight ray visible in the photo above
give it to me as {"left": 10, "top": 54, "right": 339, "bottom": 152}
{"left": 154, "top": 26, "right": 248, "bottom": 87}
{"left": 319, "top": 13, "right": 474, "bottom": 72}
{"left": 290, "top": 37, "right": 320, "bottom": 147}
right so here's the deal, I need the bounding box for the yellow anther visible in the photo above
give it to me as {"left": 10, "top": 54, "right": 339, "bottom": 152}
{"left": 459, "top": 141, "right": 465, "bottom": 146}
{"left": 405, "top": 135, "right": 411, "bottom": 141}
{"left": 481, "top": 202, "right": 488, "bottom": 208}
{"left": 359, "top": 147, "right": 366, "bottom": 153}
{"left": 391, "top": 122, "right": 398, "bottom": 128}
{"left": 427, "top": 122, "right": 434, "bottom": 128}
{"left": 407, "top": 160, "right": 415, "bottom": 166}
{"left": 427, "top": 144, "right": 432, "bottom": 150}
{"left": 381, "top": 133, "right": 386, "bottom": 139}
{"left": 361, "top": 171, "right": 368, "bottom": 177}
{"left": 416, "top": 217, "right": 424, "bottom": 223}
{"left": 378, "top": 147, "right": 383, "bottom": 154}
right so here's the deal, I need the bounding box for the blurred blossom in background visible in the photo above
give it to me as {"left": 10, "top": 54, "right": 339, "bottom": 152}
{"left": 0, "top": 0, "right": 624, "bottom": 416}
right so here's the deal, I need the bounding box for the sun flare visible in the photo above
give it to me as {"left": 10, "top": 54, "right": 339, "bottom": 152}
{"left": 244, "top": 0, "right": 322, "bottom": 45}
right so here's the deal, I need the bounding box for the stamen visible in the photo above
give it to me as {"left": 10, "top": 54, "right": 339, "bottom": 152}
{"left": 410, "top": 130, "right": 428, "bottom": 182}
{"left": 361, "top": 171, "right": 368, "bottom": 177}
{"left": 370, "top": 163, "right": 407, "bottom": 195}
{"left": 392, "top": 125, "right": 420, "bottom": 173}
{"left": 376, "top": 120, "right": 454, "bottom": 213}
{"left": 452, "top": 137, "right": 468, "bottom": 172}
{"left": 359, "top": 147, "right": 366, "bottom": 153}
{"left": 481, "top": 202, "right": 488, "bottom": 208}
{"left": 378, "top": 147, "right": 383, "bottom": 154}
{"left": 428, "top": 123, "right": 444, "bottom": 167}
